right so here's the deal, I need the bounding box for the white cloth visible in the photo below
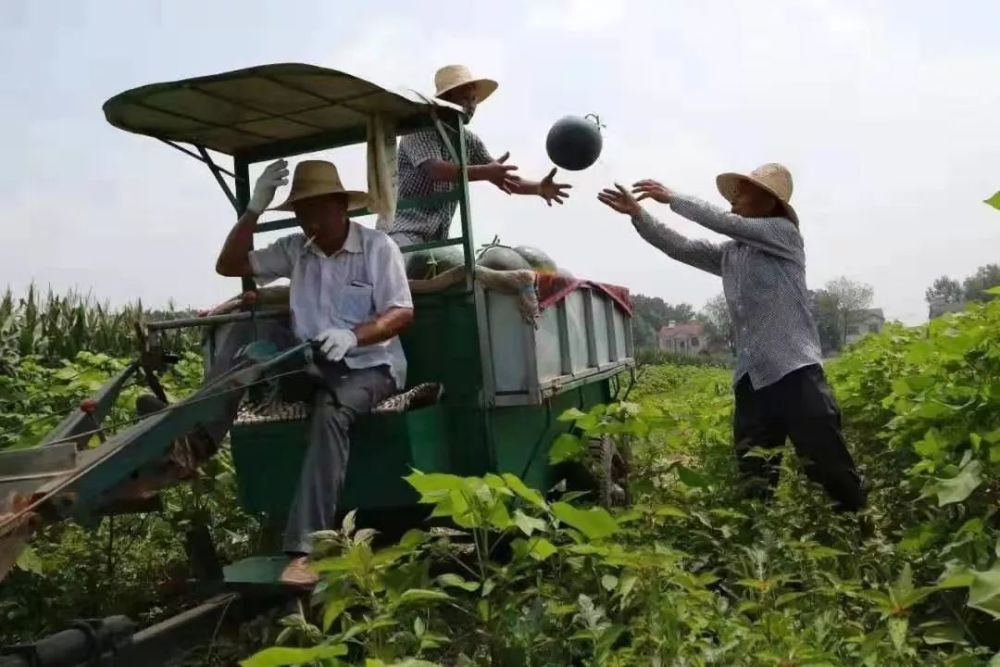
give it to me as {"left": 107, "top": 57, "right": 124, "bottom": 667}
{"left": 248, "top": 221, "right": 413, "bottom": 388}
{"left": 367, "top": 115, "right": 398, "bottom": 231}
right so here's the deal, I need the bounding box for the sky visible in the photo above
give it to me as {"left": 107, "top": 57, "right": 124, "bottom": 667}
{"left": 2, "top": 0, "right": 999, "bottom": 324}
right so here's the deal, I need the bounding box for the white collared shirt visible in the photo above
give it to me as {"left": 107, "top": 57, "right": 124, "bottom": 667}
{"left": 248, "top": 220, "right": 413, "bottom": 388}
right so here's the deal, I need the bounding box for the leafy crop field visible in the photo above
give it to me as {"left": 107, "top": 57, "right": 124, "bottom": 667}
{"left": 3, "top": 288, "right": 1000, "bottom": 665}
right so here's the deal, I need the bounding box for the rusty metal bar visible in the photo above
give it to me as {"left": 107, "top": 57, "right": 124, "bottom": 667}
{"left": 145, "top": 309, "right": 288, "bottom": 332}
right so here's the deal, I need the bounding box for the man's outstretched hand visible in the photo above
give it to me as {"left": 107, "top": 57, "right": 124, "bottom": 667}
{"left": 597, "top": 183, "right": 642, "bottom": 217}
{"left": 482, "top": 152, "right": 520, "bottom": 194}
{"left": 539, "top": 168, "right": 571, "bottom": 206}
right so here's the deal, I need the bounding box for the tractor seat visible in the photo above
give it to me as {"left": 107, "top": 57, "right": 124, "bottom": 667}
{"left": 234, "top": 382, "right": 443, "bottom": 426}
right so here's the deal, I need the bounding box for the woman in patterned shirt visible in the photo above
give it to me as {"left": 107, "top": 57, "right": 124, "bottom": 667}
{"left": 598, "top": 164, "right": 867, "bottom": 514}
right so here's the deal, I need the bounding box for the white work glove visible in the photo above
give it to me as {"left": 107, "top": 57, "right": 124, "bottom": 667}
{"left": 246, "top": 159, "right": 289, "bottom": 214}
{"left": 315, "top": 328, "right": 358, "bottom": 362}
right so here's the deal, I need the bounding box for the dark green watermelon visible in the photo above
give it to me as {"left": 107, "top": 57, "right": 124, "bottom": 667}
{"left": 405, "top": 246, "right": 464, "bottom": 279}
{"left": 545, "top": 115, "right": 603, "bottom": 171}
{"left": 514, "top": 246, "right": 557, "bottom": 274}
{"left": 477, "top": 245, "right": 531, "bottom": 271}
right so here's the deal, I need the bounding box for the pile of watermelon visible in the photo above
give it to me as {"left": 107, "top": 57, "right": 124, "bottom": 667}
{"left": 405, "top": 240, "right": 571, "bottom": 280}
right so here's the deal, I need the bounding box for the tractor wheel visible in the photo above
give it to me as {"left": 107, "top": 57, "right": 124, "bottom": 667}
{"left": 588, "top": 437, "right": 631, "bottom": 509}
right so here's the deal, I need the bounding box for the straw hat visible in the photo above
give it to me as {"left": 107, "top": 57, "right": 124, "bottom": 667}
{"left": 716, "top": 163, "right": 798, "bottom": 225}
{"left": 271, "top": 160, "right": 368, "bottom": 211}
{"left": 434, "top": 64, "right": 498, "bottom": 104}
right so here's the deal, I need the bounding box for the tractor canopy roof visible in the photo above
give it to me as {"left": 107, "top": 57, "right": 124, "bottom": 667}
{"left": 103, "top": 63, "right": 450, "bottom": 162}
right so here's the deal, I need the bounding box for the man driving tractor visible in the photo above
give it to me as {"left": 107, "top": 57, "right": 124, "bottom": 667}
{"left": 387, "top": 64, "right": 572, "bottom": 247}
{"left": 209, "top": 158, "right": 413, "bottom": 586}
{"left": 598, "top": 164, "right": 867, "bottom": 513}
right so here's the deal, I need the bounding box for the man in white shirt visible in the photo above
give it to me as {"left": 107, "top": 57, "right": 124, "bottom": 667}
{"left": 215, "top": 158, "right": 414, "bottom": 586}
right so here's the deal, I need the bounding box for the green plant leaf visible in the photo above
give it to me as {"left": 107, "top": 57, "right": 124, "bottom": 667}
{"left": 488, "top": 498, "right": 513, "bottom": 530}
{"left": 322, "top": 598, "right": 349, "bottom": 632}
{"left": 618, "top": 574, "right": 638, "bottom": 602}
{"left": 502, "top": 473, "right": 547, "bottom": 509}
{"left": 654, "top": 504, "right": 688, "bottom": 519}
{"left": 399, "top": 529, "right": 428, "bottom": 549}
{"left": 919, "top": 621, "right": 965, "bottom": 646}
{"left": 548, "top": 433, "right": 586, "bottom": 464}
{"left": 969, "top": 563, "right": 1000, "bottom": 619}
{"left": 551, "top": 502, "right": 619, "bottom": 540}
{"left": 898, "top": 523, "right": 941, "bottom": 554}
{"left": 937, "top": 570, "right": 974, "bottom": 589}
{"left": 601, "top": 574, "right": 618, "bottom": 591}
{"left": 675, "top": 465, "right": 709, "bottom": 488}
{"left": 513, "top": 536, "right": 558, "bottom": 562}
{"left": 437, "top": 573, "right": 480, "bottom": 592}
{"left": 15, "top": 546, "right": 43, "bottom": 575}
{"left": 931, "top": 460, "right": 982, "bottom": 506}
{"left": 985, "top": 191, "right": 1000, "bottom": 211}
{"left": 526, "top": 537, "right": 558, "bottom": 561}
{"left": 405, "top": 471, "right": 466, "bottom": 496}
{"left": 557, "top": 407, "right": 587, "bottom": 422}
{"left": 240, "top": 644, "right": 348, "bottom": 667}
{"left": 513, "top": 509, "right": 547, "bottom": 536}
{"left": 888, "top": 617, "right": 908, "bottom": 652}
{"left": 396, "top": 589, "right": 452, "bottom": 606}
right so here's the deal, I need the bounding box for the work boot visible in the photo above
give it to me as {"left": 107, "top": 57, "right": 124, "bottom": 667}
{"left": 279, "top": 556, "right": 319, "bottom": 588}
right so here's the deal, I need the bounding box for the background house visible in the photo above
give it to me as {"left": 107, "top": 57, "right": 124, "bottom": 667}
{"left": 658, "top": 321, "right": 706, "bottom": 355}
{"left": 928, "top": 299, "right": 967, "bottom": 320}
{"left": 845, "top": 308, "right": 885, "bottom": 345}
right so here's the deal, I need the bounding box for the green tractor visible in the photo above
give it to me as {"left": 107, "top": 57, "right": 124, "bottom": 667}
{"left": 0, "top": 64, "right": 635, "bottom": 604}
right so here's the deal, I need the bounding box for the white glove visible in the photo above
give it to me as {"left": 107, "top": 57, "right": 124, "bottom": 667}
{"left": 247, "top": 159, "right": 289, "bottom": 214}
{"left": 315, "top": 328, "right": 358, "bottom": 362}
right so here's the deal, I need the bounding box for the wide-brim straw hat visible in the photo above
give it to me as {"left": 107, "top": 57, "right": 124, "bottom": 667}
{"left": 434, "top": 64, "right": 498, "bottom": 104}
{"left": 271, "top": 160, "right": 369, "bottom": 212}
{"left": 716, "top": 162, "right": 798, "bottom": 225}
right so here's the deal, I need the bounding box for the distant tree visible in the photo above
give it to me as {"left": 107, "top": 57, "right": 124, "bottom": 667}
{"left": 811, "top": 290, "right": 842, "bottom": 355}
{"left": 811, "top": 277, "right": 874, "bottom": 352}
{"left": 631, "top": 294, "right": 696, "bottom": 349}
{"left": 962, "top": 264, "right": 1000, "bottom": 303}
{"left": 924, "top": 276, "right": 964, "bottom": 305}
{"left": 697, "top": 293, "right": 732, "bottom": 352}
{"left": 632, "top": 316, "right": 657, "bottom": 349}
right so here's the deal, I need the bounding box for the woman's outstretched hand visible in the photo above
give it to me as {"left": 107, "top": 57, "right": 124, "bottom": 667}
{"left": 632, "top": 179, "right": 674, "bottom": 204}
{"left": 597, "top": 183, "right": 643, "bottom": 216}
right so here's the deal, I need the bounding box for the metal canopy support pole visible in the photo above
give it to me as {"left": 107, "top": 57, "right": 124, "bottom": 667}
{"left": 197, "top": 146, "right": 238, "bottom": 212}
{"left": 450, "top": 117, "right": 475, "bottom": 292}
{"left": 156, "top": 138, "right": 242, "bottom": 180}
{"left": 234, "top": 157, "right": 255, "bottom": 293}
{"left": 443, "top": 111, "right": 501, "bottom": 471}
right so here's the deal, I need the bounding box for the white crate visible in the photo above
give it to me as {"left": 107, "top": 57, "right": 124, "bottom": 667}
{"left": 483, "top": 285, "right": 634, "bottom": 406}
